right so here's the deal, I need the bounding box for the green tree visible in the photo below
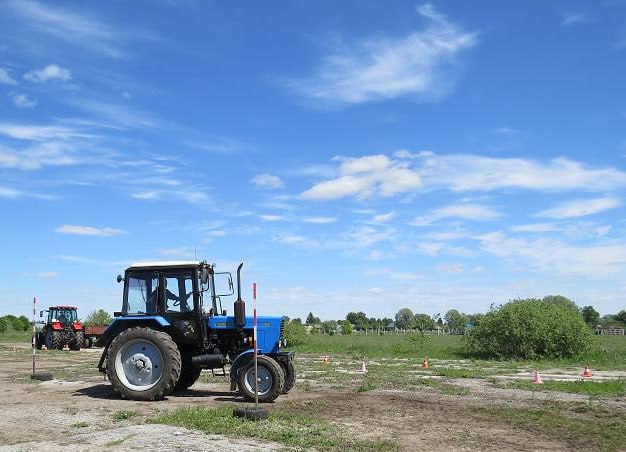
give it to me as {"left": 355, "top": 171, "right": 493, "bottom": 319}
{"left": 284, "top": 319, "right": 306, "bottom": 346}
{"left": 413, "top": 313, "right": 435, "bottom": 331}
{"left": 542, "top": 295, "right": 579, "bottom": 314}
{"left": 395, "top": 308, "right": 414, "bottom": 330}
{"left": 17, "top": 315, "right": 31, "bottom": 331}
{"left": 444, "top": 309, "right": 467, "bottom": 333}
{"left": 346, "top": 311, "right": 369, "bottom": 330}
{"left": 615, "top": 310, "right": 626, "bottom": 325}
{"left": 0, "top": 318, "right": 7, "bottom": 333}
{"left": 84, "top": 309, "right": 113, "bottom": 326}
{"left": 321, "top": 320, "right": 338, "bottom": 335}
{"left": 581, "top": 306, "right": 600, "bottom": 327}
{"left": 466, "top": 298, "right": 594, "bottom": 359}
{"left": 341, "top": 320, "right": 353, "bottom": 335}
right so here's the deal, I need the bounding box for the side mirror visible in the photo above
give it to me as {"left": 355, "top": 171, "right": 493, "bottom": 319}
{"left": 116, "top": 274, "right": 124, "bottom": 283}
{"left": 200, "top": 268, "right": 209, "bottom": 285}
{"left": 39, "top": 310, "right": 43, "bottom": 318}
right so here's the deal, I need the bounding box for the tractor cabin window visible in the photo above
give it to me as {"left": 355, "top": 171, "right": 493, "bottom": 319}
{"left": 125, "top": 273, "right": 159, "bottom": 314}
{"left": 164, "top": 274, "right": 194, "bottom": 313}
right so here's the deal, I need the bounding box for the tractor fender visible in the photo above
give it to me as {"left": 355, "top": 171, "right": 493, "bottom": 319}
{"left": 229, "top": 349, "right": 264, "bottom": 385}
{"left": 96, "top": 317, "right": 171, "bottom": 373}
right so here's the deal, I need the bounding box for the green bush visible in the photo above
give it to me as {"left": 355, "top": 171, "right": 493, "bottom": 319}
{"left": 84, "top": 309, "right": 112, "bottom": 326}
{"left": 284, "top": 319, "right": 306, "bottom": 346}
{"left": 466, "top": 298, "right": 594, "bottom": 359}
{"left": 0, "top": 318, "right": 7, "bottom": 333}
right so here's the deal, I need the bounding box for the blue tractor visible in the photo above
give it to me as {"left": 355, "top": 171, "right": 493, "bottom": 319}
{"left": 97, "top": 261, "right": 294, "bottom": 402}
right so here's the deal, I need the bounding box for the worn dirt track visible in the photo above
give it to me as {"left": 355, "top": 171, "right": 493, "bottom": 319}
{"left": 0, "top": 344, "right": 623, "bottom": 451}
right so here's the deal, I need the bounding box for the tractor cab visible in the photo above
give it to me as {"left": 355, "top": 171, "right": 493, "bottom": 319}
{"left": 46, "top": 306, "right": 79, "bottom": 328}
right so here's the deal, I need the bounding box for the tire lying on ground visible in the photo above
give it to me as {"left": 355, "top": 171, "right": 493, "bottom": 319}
{"left": 237, "top": 355, "right": 284, "bottom": 403}
{"left": 106, "top": 327, "right": 181, "bottom": 401}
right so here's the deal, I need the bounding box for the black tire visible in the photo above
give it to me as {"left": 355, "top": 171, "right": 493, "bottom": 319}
{"left": 106, "top": 327, "right": 181, "bottom": 401}
{"left": 279, "top": 359, "right": 296, "bottom": 393}
{"left": 70, "top": 331, "right": 85, "bottom": 351}
{"left": 45, "top": 330, "right": 63, "bottom": 350}
{"left": 237, "top": 355, "right": 284, "bottom": 403}
{"left": 174, "top": 354, "right": 202, "bottom": 391}
{"left": 233, "top": 406, "right": 269, "bottom": 420}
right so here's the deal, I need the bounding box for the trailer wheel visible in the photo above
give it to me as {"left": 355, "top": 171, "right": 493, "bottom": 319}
{"left": 106, "top": 327, "right": 181, "bottom": 401}
{"left": 279, "top": 359, "right": 296, "bottom": 393}
{"left": 45, "top": 330, "right": 62, "bottom": 350}
{"left": 237, "top": 355, "right": 284, "bottom": 403}
{"left": 175, "top": 355, "right": 202, "bottom": 391}
{"left": 70, "top": 332, "right": 85, "bottom": 350}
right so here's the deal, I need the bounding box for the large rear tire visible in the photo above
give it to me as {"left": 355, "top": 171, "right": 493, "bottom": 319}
{"left": 70, "top": 332, "right": 85, "bottom": 351}
{"left": 174, "top": 354, "right": 202, "bottom": 391}
{"left": 106, "top": 327, "right": 181, "bottom": 401}
{"left": 279, "top": 359, "right": 296, "bottom": 393}
{"left": 45, "top": 330, "right": 63, "bottom": 350}
{"left": 237, "top": 355, "right": 284, "bottom": 403}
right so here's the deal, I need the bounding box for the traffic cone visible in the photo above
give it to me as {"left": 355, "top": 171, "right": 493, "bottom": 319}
{"left": 359, "top": 360, "right": 367, "bottom": 373}
{"left": 322, "top": 355, "right": 330, "bottom": 364}
{"left": 41, "top": 345, "right": 47, "bottom": 351}
{"left": 582, "top": 365, "right": 593, "bottom": 378}
{"left": 12, "top": 346, "right": 17, "bottom": 352}
{"left": 62, "top": 344, "right": 69, "bottom": 351}
{"left": 422, "top": 357, "right": 429, "bottom": 369}
{"left": 533, "top": 369, "right": 543, "bottom": 384}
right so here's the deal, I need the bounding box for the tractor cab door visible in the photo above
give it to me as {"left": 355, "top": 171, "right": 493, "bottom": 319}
{"left": 161, "top": 272, "right": 200, "bottom": 344}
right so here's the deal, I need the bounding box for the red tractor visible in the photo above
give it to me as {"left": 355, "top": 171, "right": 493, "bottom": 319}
{"left": 36, "top": 306, "right": 85, "bottom": 350}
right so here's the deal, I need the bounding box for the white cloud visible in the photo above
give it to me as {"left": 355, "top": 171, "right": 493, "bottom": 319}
{"left": 418, "top": 153, "right": 626, "bottom": 192}
{"left": 372, "top": 211, "right": 396, "bottom": 223}
{"left": 301, "top": 154, "right": 422, "bottom": 200}
{"left": 478, "top": 232, "right": 626, "bottom": 276}
{"left": 258, "top": 214, "right": 287, "bottom": 222}
{"left": 250, "top": 173, "right": 285, "bottom": 189}
{"left": 536, "top": 197, "right": 621, "bottom": 219}
{"left": 24, "top": 64, "right": 72, "bottom": 83}
{"left": 410, "top": 203, "right": 500, "bottom": 226}
{"left": 436, "top": 263, "right": 464, "bottom": 273}
{"left": 562, "top": 13, "right": 586, "bottom": 27}
{"left": 12, "top": 93, "right": 38, "bottom": 108}
{"left": 6, "top": 0, "right": 151, "bottom": 58}
{"left": 0, "top": 68, "right": 17, "bottom": 85}
{"left": 0, "top": 186, "right": 54, "bottom": 200}
{"left": 37, "top": 271, "right": 58, "bottom": 278}
{"left": 302, "top": 217, "right": 336, "bottom": 224}
{"left": 275, "top": 234, "right": 307, "bottom": 245}
{"left": 345, "top": 226, "right": 396, "bottom": 249}
{"left": 510, "top": 223, "right": 559, "bottom": 233}
{"left": 55, "top": 225, "right": 127, "bottom": 237}
{"left": 290, "top": 3, "right": 478, "bottom": 105}
{"left": 159, "top": 247, "right": 199, "bottom": 258}
{"left": 0, "top": 123, "right": 90, "bottom": 141}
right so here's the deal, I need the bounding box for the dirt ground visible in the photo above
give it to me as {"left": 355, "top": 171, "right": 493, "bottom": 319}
{"left": 0, "top": 344, "right": 624, "bottom": 451}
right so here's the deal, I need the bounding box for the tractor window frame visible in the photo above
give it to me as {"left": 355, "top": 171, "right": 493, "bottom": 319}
{"left": 123, "top": 271, "right": 160, "bottom": 315}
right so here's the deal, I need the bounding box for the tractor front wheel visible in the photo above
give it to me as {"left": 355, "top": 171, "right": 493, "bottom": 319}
{"left": 237, "top": 355, "right": 284, "bottom": 403}
{"left": 106, "top": 327, "right": 181, "bottom": 401}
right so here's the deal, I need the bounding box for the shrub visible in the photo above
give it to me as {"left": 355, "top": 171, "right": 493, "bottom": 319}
{"left": 466, "top": 298, "right": 593, "bottom": 359}
{"left": 0, "top": 318, "right": 7, "bottom": 333}
{"left": 284, "top": 319, "right": 306, "bottom": 346}
{"left": 84, "top": 309, "right": 112, "bottom": 326}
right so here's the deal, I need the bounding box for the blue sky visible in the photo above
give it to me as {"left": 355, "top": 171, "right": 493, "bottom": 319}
{"left": 1, "top": 0, "right": 626, "bottom": 321}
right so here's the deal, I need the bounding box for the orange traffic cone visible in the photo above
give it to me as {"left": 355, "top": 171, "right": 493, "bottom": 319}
{"left": 359, "top": 360, "right": 368, "bottom": 373}
{"left": 533, "top": 369, "right": 543, "bottom": 384}
{"left": 582, "top": 365, "right": 593, "bottom": 378}
{"left": 422, "top": 357, "right": 429, "bottom": 369}
{"left": 322, "top": 355, "right": 330, "bottom": 364}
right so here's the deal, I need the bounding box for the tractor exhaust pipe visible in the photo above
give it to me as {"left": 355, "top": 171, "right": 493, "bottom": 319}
{"left": 234, "top": 263, "right": 246, "bottom": 327}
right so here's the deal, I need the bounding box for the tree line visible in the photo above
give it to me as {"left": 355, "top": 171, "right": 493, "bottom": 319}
{"left": 291, "top": 295, "right": 626, "bottom": 336}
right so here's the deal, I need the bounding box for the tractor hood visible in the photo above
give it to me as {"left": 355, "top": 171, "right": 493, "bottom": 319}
{"left": 208, "top": 315, "right": 284, "bottom": 354}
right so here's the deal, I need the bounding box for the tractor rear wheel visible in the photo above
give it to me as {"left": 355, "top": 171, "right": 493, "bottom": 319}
{"left": 70, "top": 332, "right": 85, "bottom": 350}
{"left": 45, "top": 330, "right": 63, "bottom": 350}
{"left": 174, "top": 354, "right": 202, "bottom": 391}
{"left": 237, "top": 355, "right": 284, "bottom": 403}
{"left": 279, "top": 359, "right": 296, "bottom": 393}
{"left": 106, "top": 327, "right": 181, "bottom": 401}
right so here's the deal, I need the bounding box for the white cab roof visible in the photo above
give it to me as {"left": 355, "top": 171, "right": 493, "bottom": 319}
{"left": 129, "top": 261, "right": 201, "bottom": 269}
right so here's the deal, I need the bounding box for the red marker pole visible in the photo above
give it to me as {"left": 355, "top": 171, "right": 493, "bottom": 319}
{"left": 32, "top": 297, "right": 36, "bottom": 377}
{"left": 253, "top": 283, "right": 258, "bottom": 409}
